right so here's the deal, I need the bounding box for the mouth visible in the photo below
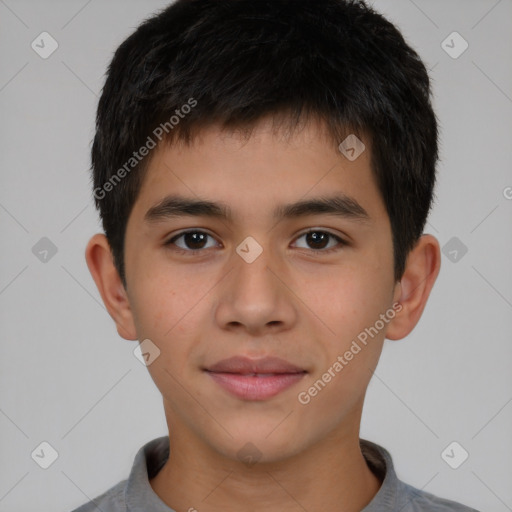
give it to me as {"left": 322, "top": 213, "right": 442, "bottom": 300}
{"left": 204, "top": 356, "right": 307, "bottom": 401}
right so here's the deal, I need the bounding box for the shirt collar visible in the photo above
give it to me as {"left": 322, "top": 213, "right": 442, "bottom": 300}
{"left": 125, "top": 436, "right": 172, "bottom": 511}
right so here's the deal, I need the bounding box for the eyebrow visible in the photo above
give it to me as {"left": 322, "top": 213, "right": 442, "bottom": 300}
{"left": 144, "top": 194, "right": 371, "bottom": 224}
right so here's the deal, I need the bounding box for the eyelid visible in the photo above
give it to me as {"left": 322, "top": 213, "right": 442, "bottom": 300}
{"left": 295, "top": 227, "right": 346, "bottom": 240}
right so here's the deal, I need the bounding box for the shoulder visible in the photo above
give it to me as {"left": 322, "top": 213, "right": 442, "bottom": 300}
{"left": 68, "top": 436, "right": 170, "bottom": 512}
{"left": 360, "top": 439, "right": 480, "bottom": 512}
{"left": 397, "top": 480, "right": 481, "bottom": 512}
{"left": 68, "top": 479, "right": 127, "bottom": 512}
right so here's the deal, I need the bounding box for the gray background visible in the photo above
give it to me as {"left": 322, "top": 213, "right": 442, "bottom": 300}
{"left": 1, "top": 0, "right": 511, "bottom": 511}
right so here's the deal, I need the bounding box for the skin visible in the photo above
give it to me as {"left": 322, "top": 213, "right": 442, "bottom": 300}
{"left": 85, "top": 116, "right": 441, "bottom": 512}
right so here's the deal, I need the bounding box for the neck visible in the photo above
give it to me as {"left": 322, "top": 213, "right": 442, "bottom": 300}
{"left": 150, "top": 405, "right": 382, "bottom": 511}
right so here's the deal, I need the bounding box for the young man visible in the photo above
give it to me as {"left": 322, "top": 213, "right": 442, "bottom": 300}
{"left": 74, "top": 0, "right": 479, "bottom": 510}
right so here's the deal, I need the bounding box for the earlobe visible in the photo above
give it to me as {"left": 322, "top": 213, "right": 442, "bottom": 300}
{"left": 84, "top": 233, "right": 138, "bottom": 341}
{"left": 385, "top": 234, "right": 441, "bottom": 341}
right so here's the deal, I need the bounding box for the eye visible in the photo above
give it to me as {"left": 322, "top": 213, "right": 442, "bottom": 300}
{"left": 164, "top": 229, "right": 347, "bottom": 255}
{"left": 165, "top": 230, "right": 220, "bottom": 253}
{"left": 292, "top": 229, "right": 346, "bottom": 253}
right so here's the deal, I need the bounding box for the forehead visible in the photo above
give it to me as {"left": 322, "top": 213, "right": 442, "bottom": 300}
{"left": 131, "top": 117, "right": 386, "bottom": 226}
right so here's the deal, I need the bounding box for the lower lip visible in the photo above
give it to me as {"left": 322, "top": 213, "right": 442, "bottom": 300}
{"left": 206, "top": 371, "right": 306, "bottom": 400}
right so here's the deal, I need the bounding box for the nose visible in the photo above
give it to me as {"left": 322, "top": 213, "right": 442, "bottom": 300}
{"left": 213, "top": 242, "right": 298, "bottom": 337}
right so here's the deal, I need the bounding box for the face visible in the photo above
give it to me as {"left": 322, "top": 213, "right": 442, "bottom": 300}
{"left": 121, "top": 117, "right": 399, "bottom": 463}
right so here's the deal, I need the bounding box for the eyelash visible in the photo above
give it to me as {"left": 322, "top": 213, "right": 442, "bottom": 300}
{"left": 164, "top": 229, "right": 347, "bottom": 256}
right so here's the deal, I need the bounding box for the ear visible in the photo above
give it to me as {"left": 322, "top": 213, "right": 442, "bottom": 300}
{"left": 385, "top": 234, "right": 441, "bottom": 341}
{"left": 84, "top": 233, "right": 138, "bottom": 341}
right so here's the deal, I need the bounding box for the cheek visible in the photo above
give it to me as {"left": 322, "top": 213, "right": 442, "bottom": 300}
{"left": 130, "top": 261, "right": 199, "bottom": 335}
{"left": 129, "top": 268, "right": 213, "bottom": 371}
{"left": 303, "top": 260, "right": 390, "bottom": 342}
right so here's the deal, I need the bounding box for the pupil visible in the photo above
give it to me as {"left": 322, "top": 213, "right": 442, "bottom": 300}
{"left": 307, "top": 232, "right": 327, "bottom": 249}
{"left": 185, "top": 232, "right": 206, "bottom": 249}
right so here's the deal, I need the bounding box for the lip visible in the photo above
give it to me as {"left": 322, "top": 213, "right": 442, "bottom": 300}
{"left": 204, "top": 356, "right": 307, "bottom": 401}
{"left": 206, "top": 355, "right": 305, "bottom": 374}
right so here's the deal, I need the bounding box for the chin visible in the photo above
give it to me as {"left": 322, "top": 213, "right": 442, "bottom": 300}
{"left": 206, "top": 426, "right": 307, "bottom": 466}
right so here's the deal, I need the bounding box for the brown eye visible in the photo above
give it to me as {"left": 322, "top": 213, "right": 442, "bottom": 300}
{"left": 293, "top": 230, "right": 346, "bottom": 252}
{"left": 166, "top": 231, "right": 219, "bottom": 251}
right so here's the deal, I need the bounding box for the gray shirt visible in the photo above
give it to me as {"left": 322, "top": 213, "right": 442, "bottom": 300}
{"left": 70, "top": 436, "right": 480, "bottom": 512}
